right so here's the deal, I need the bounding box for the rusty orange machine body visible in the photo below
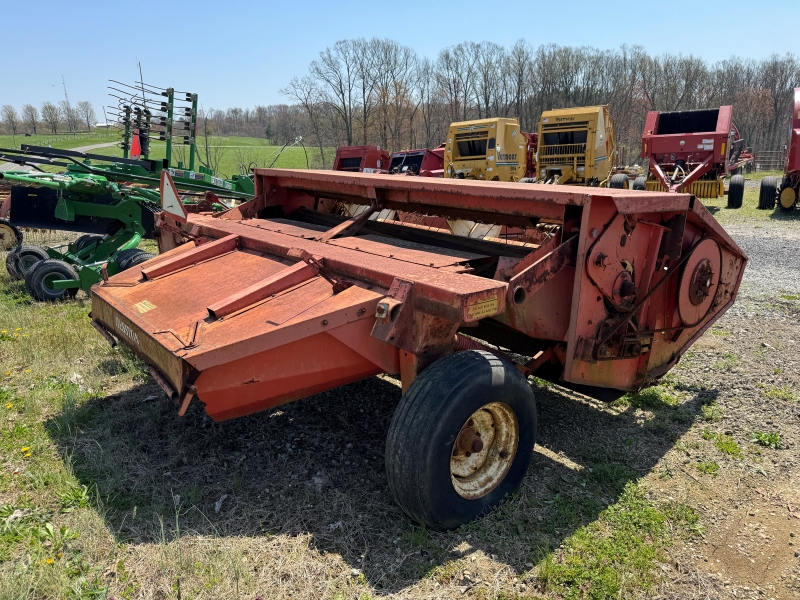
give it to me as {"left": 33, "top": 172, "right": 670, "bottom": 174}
{"left": 90, "top": 170, "right": 746, "bottom": 422}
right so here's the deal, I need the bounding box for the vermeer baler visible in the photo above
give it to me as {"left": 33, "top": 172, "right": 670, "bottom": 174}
{"left": 90, "top": 171, "right": 746, "bottom": 529}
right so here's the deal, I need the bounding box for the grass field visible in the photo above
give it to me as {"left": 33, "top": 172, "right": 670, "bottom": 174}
{"left": 0, "top": 133, "right": 119, "bottom": 152}
{"left": 0, "top": 133, "right": 331, "bottom": 176}
{"left": 83, "top": 137, "right": 330, "bottom": 177}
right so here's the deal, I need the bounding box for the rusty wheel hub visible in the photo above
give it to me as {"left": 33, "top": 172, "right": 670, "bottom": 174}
{"left": 450, "top": 402, "right": 519, "bottom": 500}
{"left": 677, "top": 238, "right": 722, "bottom": 327}
{"left": 688, "top": 259, "right": 714, "bottom": 306}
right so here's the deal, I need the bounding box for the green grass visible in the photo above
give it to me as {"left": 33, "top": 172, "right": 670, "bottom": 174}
{"left": 696, "top": 461, "right": 720, "bottom": 476}
{"left": 750, "top": 431, "right": 784, "bottom": 449}
{"left": 712, "top": 353, "right": 739, "bottom": 371}
{"left": 83, "top": 136, "right": 332, "bottom": 178}
{"left": 759, "top": 384, "right": 796, "bottom": 401}
{"left": 701, "top": 176, "right": 800, "bottom": 224}
{"left": 536, "top": 482, "right": 701, "bottom": 599}
{"left": 0, "top": 132, "right": 118, "bottom": 152}
{"left": 700, "top": 402, "right": 723, "bottom": 422}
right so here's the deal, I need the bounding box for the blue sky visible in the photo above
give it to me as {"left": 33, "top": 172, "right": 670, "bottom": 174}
{"left": 2, "top": 0, "right": 798, "bottom": 115}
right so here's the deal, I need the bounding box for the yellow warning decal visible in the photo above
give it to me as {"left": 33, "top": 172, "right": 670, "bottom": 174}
{"left": 720, "top": 142, "right": 726, "bottom": 157}
{"left": 133, "top": 300, "right": 156, "bottom": 314}
{"left": 467, "top": 295, "right": 499, "bottom": 319}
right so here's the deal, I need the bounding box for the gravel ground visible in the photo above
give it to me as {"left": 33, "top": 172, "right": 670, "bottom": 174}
{"left": 649, "top": 218, "right": 800, "bottom": 599}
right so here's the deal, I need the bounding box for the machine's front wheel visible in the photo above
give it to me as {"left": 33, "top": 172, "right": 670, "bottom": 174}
{"left": 25, "top": 259, "right": 79, "bottom": 302}
{"left": 8, "top": 245, "right": 49, "bottom": 281}
{"left": 385, "top": 350, "right": 536, "bottom": 530}
{"left": 632, "top": 175, "right": 647, "bottom": 191}
{"left": 609, "top": 174, "right": 629, "bottom": 189}
{"left": 727, "top": 174, "right": 745, "bottom": 209}
{"left": 758, "top": 176, "right": 778, "bottom": 210}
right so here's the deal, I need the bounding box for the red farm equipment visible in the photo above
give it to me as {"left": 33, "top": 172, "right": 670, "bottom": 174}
{"left": 387, "top": 145, "right": 445, "bottom": 177}
{"left": 89, "top": 170, "right": 746, "bottom": 530}
{"left": 641, "top": 106, "right": 753, "bottom": 208}
{"left": 332, "top": 145, "right": 390, "bottom": 173}
{"left": 758, "top": 87, "right": 800, "bottom": 212}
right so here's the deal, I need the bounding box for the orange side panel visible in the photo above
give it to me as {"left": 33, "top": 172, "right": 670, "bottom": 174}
{"left": 195, "top": 323, "right": 390, "bottom": 421}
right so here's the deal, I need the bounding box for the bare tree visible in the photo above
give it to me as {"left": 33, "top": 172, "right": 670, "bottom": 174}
{"left": 76, "top": 101, "right": 96, "bottom": 131}
{"left": 197, "top": 108, "right": 227, "bottom": 174}
{"left": 58, "top": 100, "right": 79, "bottom": 133}
{"left": 21, "top": 104, "right": 39, "bottom": 134}
{"left": 310, "top": 40, "right": 360, "bottom": 145}
{"left": 41, "top": 102, "right": 61, "bottom": 134}
{"left": 282, "top": 76, "right": 329, "bottom": 166}
{"left": 1, "top": 105, "right": 20, "bottom": 136}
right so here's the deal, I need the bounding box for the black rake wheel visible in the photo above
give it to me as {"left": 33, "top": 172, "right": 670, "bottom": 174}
{"left": 385, "top": 350, "right": 537, "bottom": 530}
{"left": 8, "top": 245, "right": 49, "bottom": 281}
{"left": 114, "top": 249, "right": 155, "bottom": 272}
{"left": 758, "top": 176, "right": 778, "bottom": 210}
{"left": 74, "top": 234, "right": 103, "bottom": 252}
{"left": 24, "top": 259, "right": 79, "bottom": 302}
{"left": 727, "top": 174, "right": 745, "bottom": 209}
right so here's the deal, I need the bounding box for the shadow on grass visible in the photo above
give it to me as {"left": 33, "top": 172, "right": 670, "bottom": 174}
{"left": 44, "top": 372, "right": 710, "bottom": 595}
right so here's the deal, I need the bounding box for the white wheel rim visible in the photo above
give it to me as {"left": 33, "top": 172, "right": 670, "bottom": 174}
{"left": 0, "top": 223, "right": 16, "bottom": 251}
{"left": 450, "top": 402, "right": 519, "bottom": 500}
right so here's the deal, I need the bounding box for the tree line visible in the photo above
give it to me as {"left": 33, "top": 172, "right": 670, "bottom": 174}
{"left": 1, "top": 100, "right": 97, "bottom": 136}
{"left": 5, "top": 41, "right": 799, "bottom": 169}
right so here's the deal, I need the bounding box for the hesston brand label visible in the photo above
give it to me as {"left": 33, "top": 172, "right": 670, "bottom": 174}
{"left": 467, "top": 295, "right": 499, "bottom": 319}
{"left": 134, "top": 300, "right": 156, "bottom": 314}
{"left": 115, "top": 317, "right": 140, "bottom": 345}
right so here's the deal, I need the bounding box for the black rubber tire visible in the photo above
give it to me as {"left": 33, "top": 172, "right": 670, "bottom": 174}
{"left": 8, "top": 245, "right": 49, "bottom": 281}
{"left": 632, "top": 175, "right": 647, "bottom": 191}
{"left": 758, "top": 176, "right": 778, "bottom": 210}
{"left": 74, "top": 234, "right": 103, "bottom": 251}
{"left": 114, "top": 249, "right": 155, "bottom": 272}
{"left": 609, "top": 174, "right": 629, "bottom": 189}
{"left": 24, "top": 259, "right": 79, "bottom": 302}
{"left": 385, "top": 350, "right": 537, "bottom": 530}
{"left": 727, "top": 174, "right": 745, "bottom": 209}
{"left": 0, "top": 218, "right": 23, "bottom": 252}
{"left": 5, "top": 248, "right": 21, "bottom": 279}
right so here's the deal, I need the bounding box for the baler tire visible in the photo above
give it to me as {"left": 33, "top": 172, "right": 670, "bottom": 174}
{"left": 632, "top": 175, "right": 647, "bottom": 191}
{"left": 25, "top": 259, "right": 79, "bottom": 302}
{"left": 758, "top": 176, "right": 778, "bottom": 210}
{"left": 385, "top": 350, "right": 536, "bottom": 530}
{"left": 777, "top": 178, "right": 797, "bottom": 212}
{"left": 609, "top": 174, "right": 629, "bottom": 189}
{"left": 727, "top": 174, "right": 745, "bottom": 209}
{"left": 115, "top": 249, "right": 155, "bottom": 272}
{"left": 10, "top": 245, "right": 49, "bottom": 281}
{"left": 0, "top": 218, "right": 22, "bottom": 252}
{"left": 75, "top": 234, "right": 103, "bottom": 251}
